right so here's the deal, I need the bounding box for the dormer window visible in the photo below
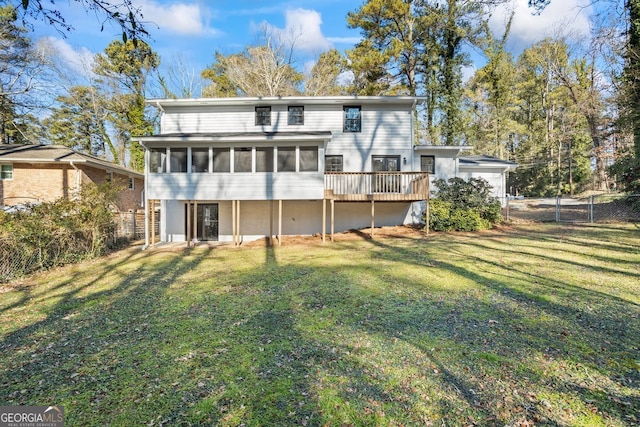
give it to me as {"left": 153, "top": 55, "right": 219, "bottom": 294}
{"left": 288, "top": 106, "right": 304, "bottom": 125}
{"left": 255, "top": 106, "right": 271, "bottom": 126}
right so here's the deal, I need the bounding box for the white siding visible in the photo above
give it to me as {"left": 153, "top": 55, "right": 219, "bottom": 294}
{"left": 459, "top": 167, "right": 507, "bottom": 202}
{"left": 147, "top": 172, "right": 324, "bottom": 200}
{"left": 160, "top": 103, "right": 414, "bottom": 173}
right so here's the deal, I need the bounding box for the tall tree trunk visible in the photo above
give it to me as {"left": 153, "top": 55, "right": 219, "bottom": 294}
{"left": 627, "top": 0, "right": 640, "bottom": 159}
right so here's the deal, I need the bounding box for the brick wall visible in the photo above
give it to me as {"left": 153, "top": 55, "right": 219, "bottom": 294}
{"left": 80, "top": 165, "right": 143, "bottom": 212}
{"left": 1, "top": 163, "right": 143, "bottom": 212}
{"left": 1, "top": 163, "right": 78, "bottom": 206}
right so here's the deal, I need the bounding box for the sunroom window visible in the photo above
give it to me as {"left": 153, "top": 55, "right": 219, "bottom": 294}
{"left": 170, "top": 148, "right": 188, "bottom": 173}
{"left": 299, "top": 147, "right": 318, "bottom": 172}
{"left": 212, "top": 148, "right": 230, "bottom": 172}
{"left": 191, "top": 148, "right": 209, "bottom": 173}
{"left": 149, "top": 148, "right": 167, "bottom": 173}
{"left": 234, "top": 148, "right": 252, "bottom": 173}
{"left": 277, "top": 147, "right": 296, "bottom": 172}
{"left": 256, "top": 147, "right": 274, "bottom": 172}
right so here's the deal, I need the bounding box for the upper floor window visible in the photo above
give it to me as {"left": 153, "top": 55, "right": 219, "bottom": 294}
{"left": 105, "top": 172, "right": 113, "bottom": 183}
{"left": 420, "top": 155, "right": 435, "bottom": 173}
{"left": 288, "top": 106, "right": 304, "bottom": 125}
{"left": 255, "top": 106, "right": 271, "bottom": 126}
{"left": 149, "top": 148, "right": 167, "bottom": 173}
{"left": 1, "top": 164, "right": 13, "bottom": 180}
{"left": 128, "top": 177, "right": 135, "bottom": 189}
{"left": 325, "top": 155, "right": 343, "bottom": 172}
{"left": 344, "top": 106, "right": 361, "bottom": 132}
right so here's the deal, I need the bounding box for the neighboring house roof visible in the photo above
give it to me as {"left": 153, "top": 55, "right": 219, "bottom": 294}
{"left": 147, "top": 96, "right": 426, "bottom": 108}
{"left": 0, "top": 144, "right": 143, "bottom": 177}
{"left": 414, "top": 145, "right": 473, "bottom": 156}
{"left": 459, "top": 155, "right": 518, "bottom": 170}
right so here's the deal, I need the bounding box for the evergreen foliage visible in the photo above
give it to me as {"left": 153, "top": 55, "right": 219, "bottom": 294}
{"left": 426, "top": 177, "right": 502, "bottom": 231}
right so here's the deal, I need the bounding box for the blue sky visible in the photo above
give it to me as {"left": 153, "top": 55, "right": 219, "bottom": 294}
{"left": 28, "top": 0, "right": 599, "bottom": 92}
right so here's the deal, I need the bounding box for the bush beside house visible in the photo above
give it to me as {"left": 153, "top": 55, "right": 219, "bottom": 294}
{"left": 426, "top": 177, "right": 502, "bottom": 231}
{"left": 0, "top": 183, "right": 123, "bottom": 282}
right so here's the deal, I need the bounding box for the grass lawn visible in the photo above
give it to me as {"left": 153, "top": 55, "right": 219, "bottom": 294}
{"left": 0, "top": 223, "right": 638, "bottom": 426}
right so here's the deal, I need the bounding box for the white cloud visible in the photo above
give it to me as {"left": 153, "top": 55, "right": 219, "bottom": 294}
{"left": 489, "top": 0, "right": 593, "bottom": 52}
{"left": 39, "top": 37, "right": 95, "bottom": 76}
{"left": 327, "top": 36, "right": 362, "bottom": 45}
{"left": 137, "top": 0, "right": 221, "bottom": 36}
{"left": 256, "top": 8, "right": 332, "bottom": 54}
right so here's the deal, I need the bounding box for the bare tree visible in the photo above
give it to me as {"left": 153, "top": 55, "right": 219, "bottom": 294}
{"left": 202, "top": 24, "right": 304, "bottom": 97}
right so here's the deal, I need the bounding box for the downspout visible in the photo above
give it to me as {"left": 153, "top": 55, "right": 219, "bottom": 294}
{"left": 410, "top": 98, "right": 417, "bottom": 169}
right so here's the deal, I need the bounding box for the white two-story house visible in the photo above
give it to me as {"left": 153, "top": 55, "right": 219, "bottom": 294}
{"left": 138, "top": 96, "right": 516, "bottom": 247}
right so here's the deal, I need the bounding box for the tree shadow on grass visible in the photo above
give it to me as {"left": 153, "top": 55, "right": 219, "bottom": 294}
{"left": 0, "top": 246, "right": 215, "bottom": 424}
{"left": 1, "top": 226, "right": 638, "bottom": 426}
{"left": 348, "top": 230, "right": 639, "bottom": 425}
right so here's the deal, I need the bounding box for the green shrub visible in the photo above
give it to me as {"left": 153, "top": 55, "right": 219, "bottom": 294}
{"left": 428, "top": 199, "right": 453, "bottom": 231}
{"left": 0, "top": 182, "right": 121, "bottom": 282}
{"left": 424, "top": 177, "right": 502, "bottom": 232}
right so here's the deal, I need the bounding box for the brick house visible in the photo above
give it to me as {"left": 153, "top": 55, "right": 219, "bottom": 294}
{"left": 0, "top": 144, "right": 144, "bottom": 212}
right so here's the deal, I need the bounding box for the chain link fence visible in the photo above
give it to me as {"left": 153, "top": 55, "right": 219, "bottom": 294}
{"left": 1, "top": 210, "right": 159, "bottom": 283}
{"left": 503, "top": 194, "right": 640, "bottom": 223}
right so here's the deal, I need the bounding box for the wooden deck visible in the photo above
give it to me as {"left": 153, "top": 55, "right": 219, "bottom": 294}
{"left": 324, "top": 172, "right": 429, "bottom": 202}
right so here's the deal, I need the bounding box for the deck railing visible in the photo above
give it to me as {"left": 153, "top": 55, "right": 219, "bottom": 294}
{"left": 324, "top": 172, "right": 429, "bottom": 201}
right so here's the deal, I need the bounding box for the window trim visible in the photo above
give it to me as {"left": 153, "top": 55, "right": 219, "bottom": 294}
{"left": 288, "top": 106, "right": 304, "bottom": 125}
{"left": 255, "top": 106, "right": 271, "bottom": 126}
{"left": 0, "top": 164, "right": 13, "bottom": 180}
{"left": 420, "top": 155, "right": 435, "bottom": 174}
{"left": 343, "top": 106, "right": 361, "bottom": 133}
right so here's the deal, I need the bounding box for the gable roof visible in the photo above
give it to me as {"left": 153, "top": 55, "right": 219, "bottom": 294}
{"left": 459, "top": 155, "right": 518, "bottom": 170}
{"left": 0, "top": 145, "right": 143, "bottom": 177}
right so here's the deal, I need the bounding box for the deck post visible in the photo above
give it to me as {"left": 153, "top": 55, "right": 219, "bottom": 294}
{"left": 150, "top": 199, "right": 156, "bottom": 247}
{"left": 371, "top": 200, "right": 375, "bottom": 238}
{"left": 322, "top": 198, "right": 326, "bottom": 243}
{"left": 186, "top": 201, "right": 191, "bottom": 247}
{"left": 330, "top": 199, "right": 335, "bottom": 242}
{"left": 278, "top": 200, "right": 283, "bottom": 246}
{"left": 232, "top": 200, "right": 236, "bottom": 246}
{"left": 193, "top": 201, "right": 198, "bottom": 245}
{"left": 269, "top": 200, "right": 273, "bottom": 245}
{"left": 237, "top": 200, "right": 241, "bottom": 246}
